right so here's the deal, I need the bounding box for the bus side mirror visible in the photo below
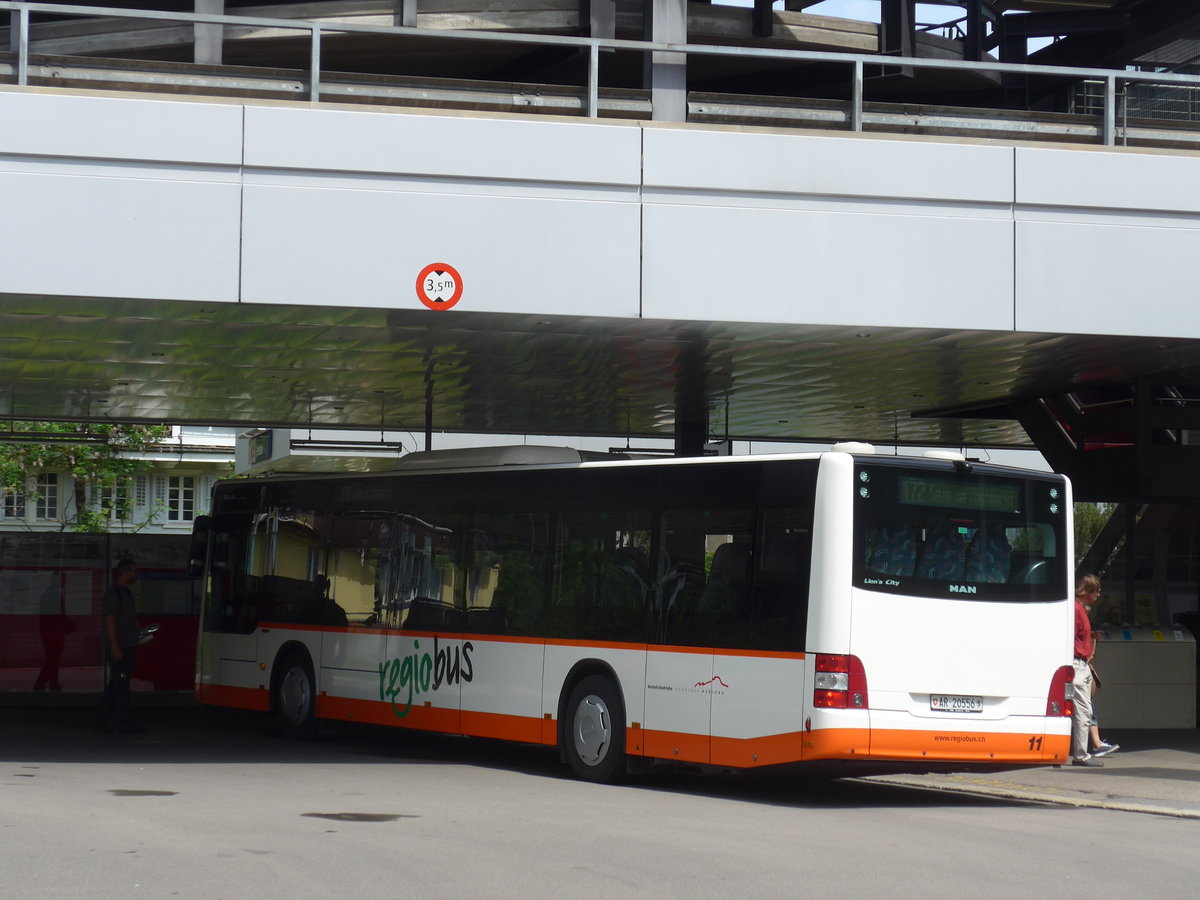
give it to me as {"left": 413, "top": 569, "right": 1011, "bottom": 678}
{"left": 188, "top": 515, "right": 211, "bottom": 577}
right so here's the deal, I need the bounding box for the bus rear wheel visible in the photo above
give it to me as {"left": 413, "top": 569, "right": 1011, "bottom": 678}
{"left": 274, "top": 650, "right": 317, "bottom": 738}
{"left": 565, "top": 674, "right": 626, "bottom": 783}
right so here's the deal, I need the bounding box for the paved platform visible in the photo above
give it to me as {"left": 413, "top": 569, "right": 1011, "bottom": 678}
{"left": 3, "top": 697, "right": 1197, "bottom": 817}
{"left": 869, "top": 730, "right": 1200, "bottom": 819}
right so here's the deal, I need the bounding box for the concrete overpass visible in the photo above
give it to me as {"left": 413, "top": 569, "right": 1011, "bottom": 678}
{"left": 3, "top": 0, "right": 1200, "bottom": 717}
{"left": 2, "top": 0, "right": 1200, "bottom": 491}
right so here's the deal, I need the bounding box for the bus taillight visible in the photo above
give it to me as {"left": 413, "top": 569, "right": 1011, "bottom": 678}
{"left": 1047, "top": 664, "right": 1075, "bottom": 717}
{"left": 814, "top": 654, "right": 869, "bottom": 709}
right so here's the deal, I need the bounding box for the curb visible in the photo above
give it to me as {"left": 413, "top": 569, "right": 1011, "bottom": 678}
{"left": 865, "top": 774, "right": 1200, "bottom": 820}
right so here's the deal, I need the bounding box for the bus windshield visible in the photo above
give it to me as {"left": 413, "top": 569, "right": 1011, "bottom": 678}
{"left": 854, "top": 459, "right": 1068, "bottom": 602}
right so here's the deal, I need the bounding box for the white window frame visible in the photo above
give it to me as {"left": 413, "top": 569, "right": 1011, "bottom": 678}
{"left": 2, "top": 482, "right": 27, "bottom": 520}
{"left": 91, "top": 479, "right": 133, "bottom": 524}
{"left": 35, "top": 473, "right": 58, "bottom": 520}
{"left": 166, "top": 473, "right": 197, "bottom": 523}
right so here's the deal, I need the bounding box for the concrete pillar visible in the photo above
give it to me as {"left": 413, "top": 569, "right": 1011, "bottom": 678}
{"left": 194, "top": 0, "right": 224, "bottom": 66}
{"left": 395, "top": 0, "right": 417, "bottom": 28}
{"left": 644, "top": 0, "right": 687, "bottom": 122}
{"left": 673, "top": 334, "right": 709, "bottom": 457}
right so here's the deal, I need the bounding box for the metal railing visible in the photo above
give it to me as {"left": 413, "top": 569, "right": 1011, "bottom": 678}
{"left": 5, "top": 1, "right": 1200, "bottom": 145}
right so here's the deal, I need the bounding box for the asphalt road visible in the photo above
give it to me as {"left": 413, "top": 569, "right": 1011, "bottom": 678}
{"left": 4, "top": 705, "right": 1200, "bottom": 899}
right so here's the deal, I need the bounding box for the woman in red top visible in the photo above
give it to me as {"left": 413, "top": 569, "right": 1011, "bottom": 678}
{"left": 1071, "top": 575, "right": 1103, "bottom": 766}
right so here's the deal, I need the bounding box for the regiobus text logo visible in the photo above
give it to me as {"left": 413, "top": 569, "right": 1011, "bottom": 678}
{"left": 378, "top": 637, "right": 475, "bottom": 719}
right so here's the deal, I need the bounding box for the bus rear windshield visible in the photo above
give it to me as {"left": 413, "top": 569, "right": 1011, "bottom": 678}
{"left": 853, "top": 461, "right": 1067, "bottom": 602}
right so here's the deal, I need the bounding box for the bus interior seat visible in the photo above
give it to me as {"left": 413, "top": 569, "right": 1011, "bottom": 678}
{"left": 465, "top": 606, "right": 506, "bottom": 634}
{"left": 866, "top": 523, "right": 916, "bottom": 577}
{"left": 403, "top": 596, "right": 464, "bottom": 631}
{"left": 915, "top": 524, "right": 966, "bottom": 581}
{"left": 702, "top": 542, "right": 752, "bottom": 616}
{"left": 965, "top": 526, "right": 1012, "bottom": 583}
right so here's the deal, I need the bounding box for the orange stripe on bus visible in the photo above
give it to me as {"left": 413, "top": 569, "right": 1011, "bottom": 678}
{"left": 643, "top": 729, "right": 710, "bottom": 765}
{"left": 318, "top": 695, "right": 461, "bottom": 732}
{"left": 710, "top": 732, "right": 806, "bottom": 768}
{"left": 459, "top": 709, "right": 549, "bottom": 745}
{"left": 801, "top": 728, "right": 872, "bottom": 761}
{"left": 195, "top": 682, "right": 269, "bottom": 712}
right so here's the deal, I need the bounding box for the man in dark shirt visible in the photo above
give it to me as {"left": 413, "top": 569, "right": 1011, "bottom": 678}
{"left": 95, "top": 559, "right": 144, "bottom": 734}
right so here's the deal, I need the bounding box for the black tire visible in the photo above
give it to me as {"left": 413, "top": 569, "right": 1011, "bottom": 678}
{"left": 564, "top": 674, "right": 626, "bottom": 783}
{"left": 273, "top": 650, "right": 317, "bottom": 738}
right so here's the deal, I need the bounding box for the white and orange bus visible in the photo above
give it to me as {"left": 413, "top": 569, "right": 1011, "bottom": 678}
{"left": 189, "top": 444, "right": 1075, "bottom": 781}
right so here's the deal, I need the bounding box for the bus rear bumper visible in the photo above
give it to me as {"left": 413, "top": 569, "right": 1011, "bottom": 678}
{"left": 802, "top": 724, "right": 1071, "bottom": 766}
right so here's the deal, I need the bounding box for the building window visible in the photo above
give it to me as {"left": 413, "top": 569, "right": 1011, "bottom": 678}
{"left": 35, "top": 473, "right": 58, "bottom": 519}
{"left": 95, "top": 481, "right": 132, "bottom": 523}
{"left": 3, "top": 486, "right": 26, "bottom": 519}
{"left": 168, "top": 475, "right": 196, "bottom": 522}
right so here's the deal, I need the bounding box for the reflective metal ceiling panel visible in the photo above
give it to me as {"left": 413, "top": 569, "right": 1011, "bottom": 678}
{"left": 4, "top": 295, "right": 1200, "bottom": 450}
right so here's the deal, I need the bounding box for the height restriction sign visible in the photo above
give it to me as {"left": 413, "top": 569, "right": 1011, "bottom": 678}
{"left": 416, "top": 262, "right": 463, "bottom": 310}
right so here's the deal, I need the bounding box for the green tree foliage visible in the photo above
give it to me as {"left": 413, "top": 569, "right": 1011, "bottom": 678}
{"left": 0, "top": 422, "right": 172, "bottom": 532}
{"left": 1074, "top": 501, "right": 1119, "bottom": 566}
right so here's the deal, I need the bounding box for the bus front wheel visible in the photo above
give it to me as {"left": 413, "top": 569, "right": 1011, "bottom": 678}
{"left": 565, "top": 674, "right": 626, "bottom": 783}
{"left": 274, "top": 650, "right": 317, "bottom": 738}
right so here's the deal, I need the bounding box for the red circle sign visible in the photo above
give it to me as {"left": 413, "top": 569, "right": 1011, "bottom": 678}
{"left": 416, "top": 262, "right": 463, "bottom": 310}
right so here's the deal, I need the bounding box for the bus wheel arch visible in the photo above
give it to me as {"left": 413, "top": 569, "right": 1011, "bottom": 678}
{"left": 271, "top": 643, "right": 318, "bottom": 739}
{"left": 559, "top": 663, "right": 627, "bottom": 783}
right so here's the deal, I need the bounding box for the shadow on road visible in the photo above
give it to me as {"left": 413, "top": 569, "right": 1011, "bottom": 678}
{"left": 1, "top": 703, "right": 1052, "bottom": 813}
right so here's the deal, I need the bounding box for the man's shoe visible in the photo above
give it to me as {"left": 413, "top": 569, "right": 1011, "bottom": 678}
{"left": 1072, "top": 756, "right": 1103, "bottom": 767}
{"left": 1092, "top": 742, "right": 1119, "bottom": 758}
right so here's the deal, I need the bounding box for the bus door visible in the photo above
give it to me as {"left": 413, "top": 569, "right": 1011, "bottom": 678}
{"left": 198, "top": 514, "right": 263, "bottom": 698}
{"left": 644, "top": 512, "right": 725, "bottom": 766}
{"left": 381, "top": 513, "right": 466, "bottom": 733}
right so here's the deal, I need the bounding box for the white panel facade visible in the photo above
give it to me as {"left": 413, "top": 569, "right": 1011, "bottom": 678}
{"left": 643, "top": 126, "right": 1014, "bottom": 203}
{"left": 0, "top": 168, "right": 242, "bottom": 302}
{"left": 641, "top": 127, "right": 1016, "bottom": 329}
{"left": 1015, "top": 145, "right": 1200, "bottom": 215}
{"left": 0, "top": 90, "right": 243, "bottom": 304}
{"left": 239, "top": 105, "right": 642, "bottom": 318}
{"left": 642, "top": 201, "right": 1014, "bottom": 329}
{"left": 244, "top": 105, "right": 641, "bottom": 186}
{"left": 1015, "top": 218, "right": 1200, "bottom": 338}
{"left": 0, "top": 89, "right": 244, "bottom": 164}
{"left": 240, "top": 181, "right": 641, "bottom": 315}
{"left": 1014, "top": 146, "right": 1200, "bottom": 338}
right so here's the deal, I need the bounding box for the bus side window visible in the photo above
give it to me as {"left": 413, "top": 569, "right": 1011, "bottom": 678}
{"left": 556, "top": 512, "right": 652, "bottom": 642}
{"left": 472, "top": 511, "right": 551, "bottom": 637}
{"left": 700, "top": 542, "right": 752, "bottom": 617}
{"left": 757, "top": 530, "right": 805, "bottom": 622}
